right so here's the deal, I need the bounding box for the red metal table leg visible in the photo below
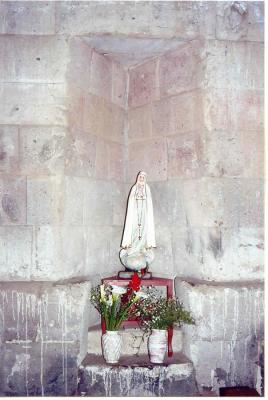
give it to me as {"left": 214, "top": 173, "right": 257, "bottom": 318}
{"left": 101, "top": 318, "right": 106, "bottom": 334}
{"left": 167, "top": 326, "right": 173, "bottom": 357}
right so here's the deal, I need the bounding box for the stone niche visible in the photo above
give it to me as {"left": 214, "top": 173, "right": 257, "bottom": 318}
{"left": 0, "top": 0, "right": 264, "bottom": 396}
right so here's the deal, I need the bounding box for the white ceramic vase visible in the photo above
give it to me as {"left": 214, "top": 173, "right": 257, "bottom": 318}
{"left": 102, "top": 331, "right": 122, "bottom": 364}
{"left": 148, "top": 329, "right": 167, "bottom": 363}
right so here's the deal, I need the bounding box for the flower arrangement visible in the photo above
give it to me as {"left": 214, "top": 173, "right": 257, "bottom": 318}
{"left": 136, "top": 295, "right": 195, "bottom": 332}
{"left": 90, "top": 273, "right": 147, "bottom": 331}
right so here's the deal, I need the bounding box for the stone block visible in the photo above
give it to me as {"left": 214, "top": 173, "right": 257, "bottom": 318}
{"left": 55, "top": 1, "right": 152, "bottom": 36}
{"left": 0, "top": 1, "right": 55, "bottom": 35}
{"left": 0, "top": 36, "right": 69, "bottom": 83}
{"left": 203, "top": 129, "right": 264, "bottom": 178}
{"left": 0, "top": 226, "right": 32, "bottom": 280}
{"left": 167, "top": 132, "right": 203, "bottom": 178}
{"left": 83, "top": 95, "right": 124, "bottom": 143}
{"left": 150, "top": 1, "right": 216, "bottom": 39}
{"left": 67, "top": 87, "right": 84, "bottom": 133}
{"left": 20, "top": 126, "right": 66, "bottom": 176}
{"left": 0, "top": 177, "right": 26, "bottom": 225}
{"left": 152, "top": 90, "right": 203, "bottom": 137}
{"left": 90, "top": 50, "right": 112, "bottom": 103}
{"left": 222, "top": 178, "right": 264, "bottom": 228}
{"left": 128, "top": 59, "right": 158, "bottom": 108}
{"left": 159, "top": 40, "right": 202, "bottom": 97}
{"left": 65, "top": 130, "right": 96, "bottom": 178}
{"left": 111, "top": 182, "right": 129, "bottom": 227}
{"left": 0, "top": 83, "right": 67, "bottom": 126}
{"left": 128, "top": 103, "right": 152, "bottom": 142}
{"left": 149, "top": 180, "right": 186, "bottom": 227}
{"left": 0, "top": 342, "right": 79, "bottom": 396}
{"left": 0, "top": 126, "right": 19, "bottom": 173}
{"left": 182, "top": 178, "right": 224, "bottom": 228}
{"left": 33, "top": 225, "right": 87, "bottom": 281}
{"left": 95, "top": 138, "right": 109, "bottom": 180}
{"left": 78, "top": 353, "right": 197, "bottom": 396}
{"left": 204, "top": 88, "right": 264, "bottom": 132}
{"left": 216, "top": 1, "right": 264, "bottom": 42}
{"left": 128, "top": 138, "right": 167, "bottom": 182}
{"left": 83, "top": 180, "right": 114, "bottom": 226}
{"left": 202, "top": 40, "right": 264, "bottom": 91}
{"left": 67, "top": 37, "right": 92, "bottom": 92}
{"left": 111, "top": 61, "right": 127, "bottom": 109}
{"left": 85, "top": 226, "right": 112, "bottom": 276}
{"left": 175, "top": 279, "right": 264, "bottom": 343}
{"left": 27, "top": 177, "right": 65, "bottom": 225}
{"left": 150, "top": 226, "right": 174, "bottom": 278}
{"left": 108, "top": 142, "right": 124, "bottom": 182}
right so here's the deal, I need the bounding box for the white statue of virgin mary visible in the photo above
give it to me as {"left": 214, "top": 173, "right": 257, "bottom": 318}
{"left": 119, "top": 171, "right": 156, "bottom": 273}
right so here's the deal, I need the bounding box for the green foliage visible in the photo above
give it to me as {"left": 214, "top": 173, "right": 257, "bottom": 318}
{"left": 90, "top": 284, "right": 137, "bottom": 331}
{"left": 136, "top": 296, "right": 195, "bottom": 332}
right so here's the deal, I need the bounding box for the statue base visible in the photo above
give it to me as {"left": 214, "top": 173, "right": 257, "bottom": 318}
{"left": 118, "top": 270, "right": 152, "bottom": 279}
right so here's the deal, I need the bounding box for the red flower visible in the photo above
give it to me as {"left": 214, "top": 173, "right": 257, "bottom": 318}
{"left": 128, "top": 272, "right": 141, "bottom": 292}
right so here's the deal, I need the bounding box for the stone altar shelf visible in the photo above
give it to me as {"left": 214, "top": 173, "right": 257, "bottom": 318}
{"left": 101, "top": 276, "right": 174, "bottom": 357}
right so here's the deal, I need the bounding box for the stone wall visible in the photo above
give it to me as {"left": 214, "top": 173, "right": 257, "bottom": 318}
{"left": 0, "top": 281, "right": 91, "bottom": 396}
{"left": 0, "top": 0, "right": 264, "bottom": 396}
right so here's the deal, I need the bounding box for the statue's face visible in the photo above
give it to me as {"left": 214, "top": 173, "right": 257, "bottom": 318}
{"left": 137, "top": 173, "right": 146, "bottom": 185}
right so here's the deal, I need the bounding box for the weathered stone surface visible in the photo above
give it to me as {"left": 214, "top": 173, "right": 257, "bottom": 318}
{"left": 65, "top": 130, "right": 96, "bottom": 178}
{"left": 54, "top": 1, "right": 216, "bottom": 39}
{"left": 0, "top": 83, "right": 67, "bottom": 126}
{"left": 111, "top": 61, "right": 127, "bottom": 109}
{"left": 20, "top": 126, "right": 66, "bottom": 175}
{"left": 27, "top": 177, "right": 64, "bottom": 225}
{"left": 203, "top": 130, "right": 264, "bottom": 178}
{"left": 128, "top": 103, "right": 152, "bottom": 142}
{"left": 0, "top": 35, "right": 69, "bottom": 83}
{"left": 67, "top": 37, "right": 92, "bottom": 92}
{"left": 0, "top": 226, "right": 32, "bottom": 279}
{"left": 0, "top": 281, "right": 91, "bottom": 392}
{"left": 83, "top": 94, "right": 124, "bottom": 143}
{"left": 0, "top": 177, "right": 26, "bottom": 225}
{"left": 167, "top": 132, "right": 203, "bottom": 179}
{"left": 94, "top": 138, "right": 109, "bottom": 180}
{"left": 182, "top": 178, "right": 224, "bottom": 228}
{"left": 159, "top": 40, "right": 202, "bottom": 97}
{"left": 216, "top": 1, "right": 264, "bottom": 42}
{"left": 175, "top": 279, "right": 264, "bottom": 392}
{"left": 150, "top": 225, "right": 174, "bottom": 278}
{"left": 33, "top": 225, "right": 88, "bottom": 280}
{"left": 152, "top": 90, "right": 203, "bottom": 137}
{"left": 0, "top": 126, "right": 19, "bottom": 173}
{"left": 128, "top": 138, "right": 167, "bottom": 182}
{"left": 88, "top": 325, "right": 183, "bottom": 356}
{"left": 172, "top": 226, "right": 264, "bottom": 281}
{"left": 78, "top": 353, "right": 197, "bottom": 396}
{"left": 108, "top": 142, "right": 124, "bottom": 182}
{"left": 0, "top": 1, "right": 56, "bottom": 35}
{"left": 150, "top": 180, "right": 186, "bottom": 227}
{"left": 202, "top": 40, "right": 264, "bottom": 90}
{"left": 90, "top": 50, "right": 112, "bottom": 103}
{"left": 204, "top": 88, "right": 264, "bottom": 132}
{"left": 128, "top": 59, "right": 159, "bottom": 108}
{"left": 222, "top": 178, "right": 264, "bottom": 228}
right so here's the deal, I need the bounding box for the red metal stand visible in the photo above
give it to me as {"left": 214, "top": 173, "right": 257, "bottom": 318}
{"left": 101, "top": 276, "right": 174, "bottom": 357}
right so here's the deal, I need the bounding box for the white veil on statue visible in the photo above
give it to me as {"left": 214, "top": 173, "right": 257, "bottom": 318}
{"left": 120, "top": 171, "right": 156, "bottom": 272}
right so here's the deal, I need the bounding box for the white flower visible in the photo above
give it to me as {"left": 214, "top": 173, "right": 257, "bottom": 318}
{"left": 135, "top": 291, "right": 148, "bottom": 299}
{"left": 106, "top": 294, "right": 113, "bottom": 307}
{"left": 111, "top": 285, "right": 127, "bottom": 295}
{"left": 100, "top": 284, "right": 105, "bottom": 301}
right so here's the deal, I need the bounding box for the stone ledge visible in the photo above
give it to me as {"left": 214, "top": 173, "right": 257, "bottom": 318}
{"left": 78, "top": 353, "right": 197, "bottom": 396}
{"left": 175, "top": 277, "right": 264, "bottom": 289}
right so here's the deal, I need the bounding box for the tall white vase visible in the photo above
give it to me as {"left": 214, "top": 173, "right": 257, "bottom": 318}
{"left": 102, "top": 331, "right": 122, "bottom": 364}
{"left": 148, "top": 329, "right": 167, "bottom": 363}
